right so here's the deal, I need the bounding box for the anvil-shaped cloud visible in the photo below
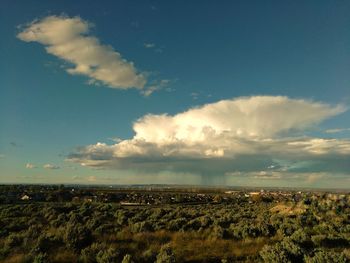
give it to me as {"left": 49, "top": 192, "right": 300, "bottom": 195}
{"left": 67, "top": 96, "right": 350, "bottom": 181}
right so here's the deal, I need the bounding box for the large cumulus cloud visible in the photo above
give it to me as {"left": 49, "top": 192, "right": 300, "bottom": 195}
{"left": 67, "top": 96, "right": 350, "bottom": 183}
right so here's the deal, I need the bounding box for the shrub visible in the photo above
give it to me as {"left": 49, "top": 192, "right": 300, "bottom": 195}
{"left": 121, "top": 254, "right": 134, "bottom": 263}
{"left": 5, "top": 233, "right": 23, "bottom": 248}
{"left": 64, "top": 223, "right": 93, "bottom": 251}
{"left": 130, "top": 221, "right": 154, "bottom": 233}
{"left": 142, "top": 248, "right": 157, "bottom": 262}
{"left": 33, "top": 253, "right": 48, "bottom": 263}
{"left": 96, "top": 247, "right": 119, "bottom": 263}
{"left": 304, "top": 250, "right": 347, "bottom": 263}
{"left": 80, "top": 243, "right": 106, "bottom": 263}
{"left": 259, "top": 245, "right": 290, "bottom": 263}
{"left": 280, "top": 238, "right": 303, "bottom": 261}
{"left": 156, "top": 244, "right": 176, "bottom": 263}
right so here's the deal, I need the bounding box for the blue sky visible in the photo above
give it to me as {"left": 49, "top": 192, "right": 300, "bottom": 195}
{"left": 1, "top": 0, "right": 350, "bottom": 187}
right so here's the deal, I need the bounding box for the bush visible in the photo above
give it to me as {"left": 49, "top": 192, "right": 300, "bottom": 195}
{"left": 5, "top": 233, "right": 23, "bottom": 248}
{"left": 121, "top": 254, "right": 134, "bottom": 263}
{"left": 80, "top": 243, "right": 104, "bottom": 263}
{"left": 280, "top": 238, "right": 303, "bottom": 261}
{"left": 304, "top": 250, "right": 347, "bottom": 263}
{"left": 259, "top": 245, "right": 290, "bottom": 263}
{"left": 33, "top": 253, "right": 48, "bottom": 263}
{"left": 64, "top": 223, "right": 93, "bottom": 251}
{"left": 156, "top": 244, "right": 176, "bottom": 263}
{"left": 290, "top": 229, "right": 309, "bottom": 244}
{"left": 130, "top": 221, "right": 153, "bottom": 233}
{"left": 96, "top": 247, "right": 119, "bottom": 263}
{"left": 142, "top": 248, "right": 157, "bottom": 262}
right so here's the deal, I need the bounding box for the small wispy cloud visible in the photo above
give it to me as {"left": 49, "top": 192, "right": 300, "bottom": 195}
{"left": 143, "top": 42, "right": 163, "bottom": 53}
{"left": 253, "top": 171, "right": 282, "bottom": 180}
{"left": 144, "top": 43, "right": 155, "bottom": 48}
{"left": 43, "top": 164, "right": 60, "bottom": 170}
{"left": 154, "top": 48, "right": 163, "bottom": 54}
{"left": 190, "top": 91, "right": 212, "bottom": 100}
{"left": 165, "top": 87, "right": 176, "bottom": 93}
{"left": 325, "top": 128, "right": 350, "bottom": 134}
{"left": 108, "top": 137, "right": 123, "bottom": 143}
{"left": 130, "top": 21, "right": 139, "bottom": 28}
{"left": 25, "top": 163, "right": 36, "bottom": 169}
{"left": 190, "top": 92, "right": 199, "bottom": 100}
{"left": 141, "top": 79, "right": 170, "bottom": 97}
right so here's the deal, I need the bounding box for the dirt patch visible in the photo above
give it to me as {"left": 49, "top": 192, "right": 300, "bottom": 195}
{"left": 270, "top": 203, "right": 306, "bottom": 215}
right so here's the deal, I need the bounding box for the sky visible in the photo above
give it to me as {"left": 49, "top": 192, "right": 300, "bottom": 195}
{"left": 0, "top": 0, "right": 350, "bottom": 188}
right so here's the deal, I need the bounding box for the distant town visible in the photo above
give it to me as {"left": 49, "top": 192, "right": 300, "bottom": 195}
{"left": 1, "top": 184, "right": 349, "bottom": 206}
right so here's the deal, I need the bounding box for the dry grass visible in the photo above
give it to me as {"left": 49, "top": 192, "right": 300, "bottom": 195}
{"left": 2, "top": 253, "right": 27, "bottom": 263}
{"left": 343, "top": 248, "right": 350, "bottom": 260}
{"left": 270, "top": 202, "right": 306, "bottom": 216}
{"left": 51, "top": 249, "right": 78, "bottom": 263}
{"left": 171, "top": 233, "right": 269, "bottom": 261}
{"left": 102, "top": 230, "right": 270, "bottom": 261}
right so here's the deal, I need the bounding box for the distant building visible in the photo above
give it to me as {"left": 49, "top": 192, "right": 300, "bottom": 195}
{"left": 21, "top": 194, "right": 30, "bottom": 201}
{"left": 224, "top": 191, "right": 239, "bottom": 194}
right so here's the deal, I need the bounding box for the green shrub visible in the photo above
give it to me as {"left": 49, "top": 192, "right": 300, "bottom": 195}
{"left": 304, "top": 250, "right": 347, "bottom": 263}
{"left": 121, "top": 254, "right": 134, "bottom": 263}
{"left": 64, "top": 223, "right": 93, "bottom": 251}
{"left": 80, "top": 243, "right": 104, "bottom": 263}
{"left": 156, "top": 244, "right": 176, "bottom": 263}
{"left": 33, "top": 253, "right": 48, "bottom": 263}
{"left": 96, "top": 247, "right": 119, "bottom": 263}
{"left": 259, "top": 245, "right": 290, "bottom": 263}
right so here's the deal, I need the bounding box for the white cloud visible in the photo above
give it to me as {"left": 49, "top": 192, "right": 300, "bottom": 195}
{"left": 287, "top": 138, "right": 350, "bottom": 155}
{"left": 190, "top": 92, "right": 199, "bottom": 100}
{"left": 143, "top": 42, "right": 163, "bottom": 53}
{"left": 25, "top": 163, "right": 36, "bottom": 169}
{"left": 325, "top": 128, "right": 350, "bottom": 134}
{"left": 108, "top": 137, "right": 123, "bottom": 143}
{"left": 144, "top": 43, "right": 155, "bottom": 48}
{"left": 251, "top": 171, "right": 282, "bottom": 180}
{"left": 17, "top": 15, "right": 147, "bottom": 90}
{"left": 67, "top": 96, "right": 349, "bottom": 178}
{"left": 43, "top": 163, "right": 60, "bottom": 169}
{"left": 131, "top": 96, "right": 345, "bottom": 143}
{"left": 141, "top": 79, "right": 170, "bottom": 97}
{"left": 225, "top": 171, "right": 349, "bottom": 187}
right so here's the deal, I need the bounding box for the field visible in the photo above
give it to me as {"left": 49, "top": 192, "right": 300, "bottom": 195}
{"left": 0, "top": 185, "right": 349, "bottom": 262}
